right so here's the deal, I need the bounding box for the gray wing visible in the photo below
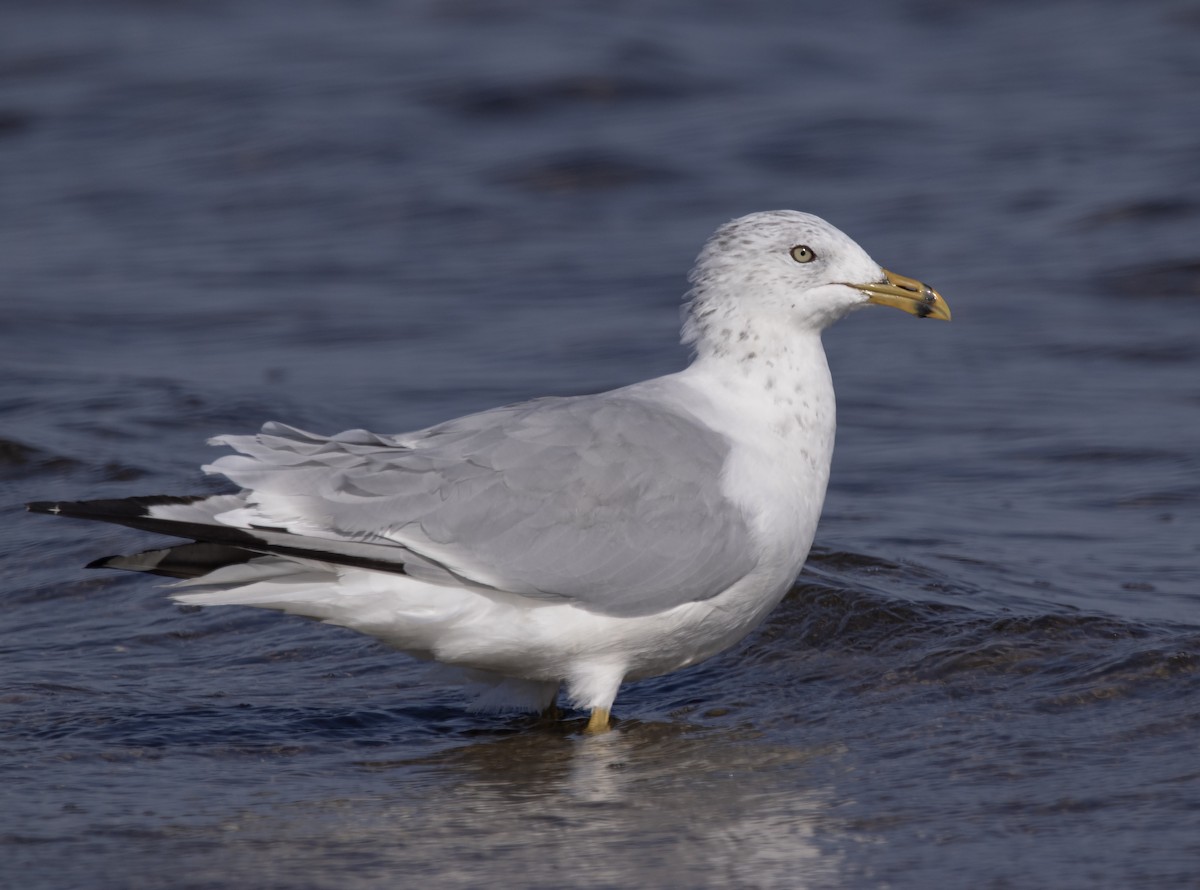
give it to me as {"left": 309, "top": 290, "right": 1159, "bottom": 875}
{"left": 206, "top": 393, "right": 759, "bottom": 617}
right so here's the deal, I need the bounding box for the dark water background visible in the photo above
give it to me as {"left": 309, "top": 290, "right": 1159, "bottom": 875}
{"left": 3, "top": 1, "right": 1200, "bottom": 887}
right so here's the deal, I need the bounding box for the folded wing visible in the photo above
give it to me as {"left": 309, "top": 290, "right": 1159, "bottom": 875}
{"left": 204, "top": 393, "right": 759, "bottom": 616}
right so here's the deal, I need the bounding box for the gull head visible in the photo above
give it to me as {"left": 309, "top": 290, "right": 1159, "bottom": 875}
{"left": 682, "top": 210, "right": 949, "bottom": 357}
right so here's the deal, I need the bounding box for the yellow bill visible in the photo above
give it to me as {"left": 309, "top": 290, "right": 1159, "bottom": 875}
{"left": 850, "top": 269, "right": 951, "bottom": 320}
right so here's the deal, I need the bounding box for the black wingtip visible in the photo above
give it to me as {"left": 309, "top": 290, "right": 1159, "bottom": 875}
{"left": 86, "top": 542, "right": 266, "bottom": 579}
{"left": 28, "top": 493, "right": 415, "bottom": 579}
{"left": 27, "top": 495, "right": 208, "bottom": 520}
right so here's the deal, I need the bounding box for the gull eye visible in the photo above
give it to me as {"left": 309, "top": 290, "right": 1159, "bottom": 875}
{"left": 789, "top": 245, "right": 816, "bottom": 264}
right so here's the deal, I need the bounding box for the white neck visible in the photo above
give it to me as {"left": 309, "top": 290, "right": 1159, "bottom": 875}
{"left": 676, "top": 321, "right": 835, "bottom": 485}
{"left": 685, "top": 323, "right": 834, "bottom": 431}
{"left": 667, "top": 328, "right": 837, "bottom": 588}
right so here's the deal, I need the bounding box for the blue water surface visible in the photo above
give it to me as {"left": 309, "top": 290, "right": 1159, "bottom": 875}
{"left": 3, "top": 1, "right": 1199, "bottom": 887}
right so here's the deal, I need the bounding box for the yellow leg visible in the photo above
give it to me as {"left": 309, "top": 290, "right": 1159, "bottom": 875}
{"left": 584, "top": 707, "right": 611, "bottom": 734}
{"left": 539, "top": 703, "right": 561, "bottom": 721}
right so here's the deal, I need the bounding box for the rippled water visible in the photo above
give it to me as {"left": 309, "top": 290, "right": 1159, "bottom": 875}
{"left": 4, "top": 1, "right": 1200, "bottom": 887}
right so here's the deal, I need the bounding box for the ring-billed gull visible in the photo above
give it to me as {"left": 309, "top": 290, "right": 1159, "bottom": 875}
{"left": 29, "top": 211, "right": 949, "bottom": 732}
